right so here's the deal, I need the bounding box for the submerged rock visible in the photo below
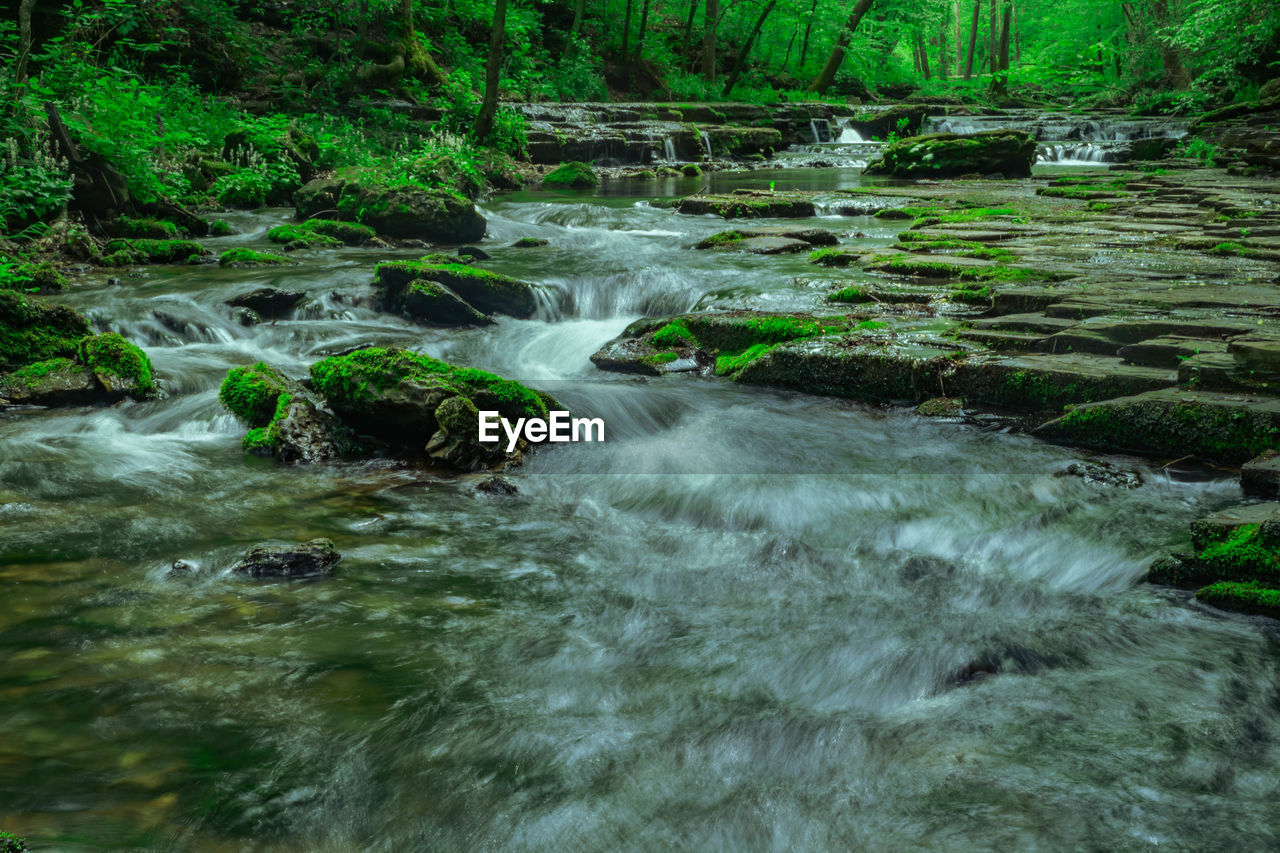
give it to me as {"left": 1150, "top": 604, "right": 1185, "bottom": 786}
{"left": 232, "top": 538, "right": 341, "bottom": 579}
{"left": 863, "top": 130, "right": 1038, "bottom": 178}
{"left": 476, "top": 475, "right": 519, "bottom": 495}
{"left": 1055, "top": 460, "right": 1143, "bottom": 489}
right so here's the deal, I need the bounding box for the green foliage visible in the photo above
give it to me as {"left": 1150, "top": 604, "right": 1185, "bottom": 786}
{"left": 0, "top": 829, "right": 30, "bottom": 853}
{"left": 1177, "top": 137, "right": 1221, "bottom": 166}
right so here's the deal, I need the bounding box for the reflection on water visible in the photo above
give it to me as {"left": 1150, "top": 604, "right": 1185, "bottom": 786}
{"left": 1, "top": 170, "right": 1277, "bottom": 852}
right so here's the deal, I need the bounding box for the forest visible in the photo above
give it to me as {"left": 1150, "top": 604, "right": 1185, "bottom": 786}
{"left": 4, "top": 0, "right": 1280, "bottom": 850}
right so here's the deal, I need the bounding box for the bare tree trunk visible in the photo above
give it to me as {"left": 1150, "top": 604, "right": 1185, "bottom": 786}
{"left": 702, "top": 0, "right": 718, "bottom": 80}
{"left": 912, "top": 37, "right": 922, "bottom": 74}
{"left": 1150, "top": 0, "right": 1190, "bottom": 88}
{"left": 634, "top": 0, "right": 652, "bottom": 70}
{"left": 805, "top": 0, "right": 876, "bottom": 93}
{"left": 939, "top": 23, "right": 949, "bottom": 79}
{"left": 474, "top": 0, "right": 507, "bottom": 141}
{"left": 917, "top": 32, "right": 931, "bottom": 79}
{"left": 570, "top": 0, "right": 586, "bottom": 36}
{"left": 622, "top": 0, "right": 633, "bottom": 58}
{"left": 989, "top": 0, "right": 998, "bottom": 73}
{"left": 682, "top": 0, "right": 700, "bottom": 64}
{"left": 723, "top": 0, "right": 777, "bottom": 95}
{"left": 1012, "top": 0, "right": 1020, "bottom": 62}
{"left": 16, "top": 0, "right": 39, "bottom": 86}
{"left": 799, "top": 0, "right": 820, "bottom": 68}
{"left": 998, "top": 0, "right": 1011, "bottom": 70}
{"left": 963, "top": 0, "right": 980, "bottom": 79}
{"left": 779, "top": 21, "right": 799, "bottom": 72}
{"left": 953, "top": 0, "right": 963, "bottom": 68}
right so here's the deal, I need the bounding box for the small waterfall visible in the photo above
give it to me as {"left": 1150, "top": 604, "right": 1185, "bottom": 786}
{"left": 1037, "top": 143, "right": 1112, "bottom": 164}
{"left": 837, "top": 123, "right": 865, "bottom": 143}
{"left": 663, "top": 137, "right": 677, "bottom": 161}
{"left": 700, "top": 131, "right": 714, "bottom": 159}
{"left": 809, "top": 119, "right": 831, "bottom": 143}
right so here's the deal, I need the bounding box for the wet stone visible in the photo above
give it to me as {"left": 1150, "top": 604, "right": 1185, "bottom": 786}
{"left": 232, "top": 538, "right": 341, "bottom": 579}
{"left": 1242, "top": 450, "right": 1280, "bottom": 499}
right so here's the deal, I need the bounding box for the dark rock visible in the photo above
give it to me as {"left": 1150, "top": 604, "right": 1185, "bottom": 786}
{"left": 1055, "top": 460, "right": 1143, "bottom": 488}
{"left": 845, "top": 105, "right": 930, "bottom": 139}
{"left": 0, "top": 359, "right": 104, "bottom": 406}
{"left": 232, "top": 538, "right": 341, "bottom": 579}
{"left": 1242, "top": 450, "right": 1280, "bottom": 499}
{"left": 457, "top": 246, "right": 490, "bottom": 260}
{"left": 864, "top": 130, "right": 1038, "bottom": 178}
{"left": 916, "top": 397, "right": 966, "bottom": 418}
{"left": 476, "top": 476, "right": 519, "bottom": 495}
{"left": 294, "top": 176, "right": 486, "bottom": 243}
{"left": 225, "top": 287, "right": 306, "bottom": 318}
{"left": 401, "top": 279, "right": 494, "bottom": 327}
{"left": 375, "top": 260, "right": 536, "bottom": 319}
{"left": 512, "top": 237, "right": 549, "bottom": 248}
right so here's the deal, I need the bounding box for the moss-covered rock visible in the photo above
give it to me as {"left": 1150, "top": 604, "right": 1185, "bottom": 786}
{"left": 1196, "top": 581, "right": 1280, "bottom": 618}
{"left": 1035, "top": 388, "right": 1280, "bottom": 463}
{"left": 512, "top": 237, "right": 549, "bottom": 248}
{"left": 402, "top": 279, "right": 494, "bottom": 327}
{"left": 304, "top": 219, "right": 376, "bottom": 245}
{"left": 863, "top": 130, "right": 1038, "bottom": 178}
{"left": 307, "top": 347, "right": 554, "bottom": 469}
{"left": 0, "top": 290, "right": 91, "bottom": 372}
{"left": 103, "top": 239, "right": 207, "bottom": 265}
{"left": 224, "top": 287, "right": 306, "bottom": 318}
{"left": 0, "top": 357, "right": 100, "bottom": 406}
{"left": 217, "top": 362, "right": 353, "bottom": 464}
{"left": 375, "top": 259, "right": 537, "bottom": 319}
{"left": 542, "top": 161, "right": 600, "bottom": 188}
{"left": 294, "top": 176, "right": 487, "bottom": 243}
{"left": 76, "top": 332, "right": 157, "bottom": 398}
{"left": 117, "top": 216, "right": 181, "bottom": 239}
{"left": 1, "top": 261, "right": 69, "bottom": 293}
{"left": 675, "top": 192, "right": 816, "bottom": 219}
{"left": 219, "top": 248, "right": 294, "bottom": 267}
{"left": 266, "top": 223, "right": 343, "bottom": 249}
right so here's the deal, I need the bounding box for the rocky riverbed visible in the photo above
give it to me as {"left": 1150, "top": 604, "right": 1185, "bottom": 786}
{"left": 3, "top": 106, "right": 1280, "bottom": 849}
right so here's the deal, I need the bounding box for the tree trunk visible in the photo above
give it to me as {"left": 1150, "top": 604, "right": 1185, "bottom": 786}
{"left": 963, "top": 0, "right": 980, "bottom": 79}
{"left": 1150, "top": 0, "right": 1190, "bottom": 88}
{"left": 799, "top": 0, "right": 820, "bottom": 68}
{"left": 998, "top": 0, "right": 1011, "bottom": 70}
{"left": 474, "top": 0, "right": 507, "bottom": 141}
{"left": 805, "top": 0, "right": 876, "bottom": 93}
{"left": 702, "top": 0, "right": 718, "bottom": 80}
{"left": 953, "top": 0, "right": 963, "bottom": 68}
{"left": 989, "top": 0, "right": 998, "bottom": 73}
{"left": 1012, "top": 0, "right": 1020, "bottom": 62}
{"left": 917, "top": 32, "right": 931, "bottom": 79}
{"left": 723, "top": 0, "right": 777, "bottom": 95}
{"left": 634, "top": 0, "right": 652, "bottom": 69}
{"left": 779, "top": 22, "right": 799, "bottom": 72}
{"left": 570, "top": 0, "right": 586, "bottom": 36}
{"left": 622, "top": 0, "right": 633, "bottom": 59}
{"left": 398, "top": 0, "right": 447, "bottom": 87}
{"left": 16, "top": 0, "right": 38, "bottom": 86}
{"left": 939, "top": 23, "right": 949, "bottom": 79}
{"left": 682, "top": 0, "right": 700, "bottom": 64}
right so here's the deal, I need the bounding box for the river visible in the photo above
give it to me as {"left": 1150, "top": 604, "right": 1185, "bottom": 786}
{"left": 2, "top": 164, "right": 1278, "bottom": 851}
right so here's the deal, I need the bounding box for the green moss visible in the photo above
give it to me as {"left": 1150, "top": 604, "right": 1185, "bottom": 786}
{"left": 242, "top": 391, "right": 292, "bottom": 452}
{"left": 219, "top": 248, "right": 293, "bottom": 267}
{"left": 827, "top": 286, "right": 872, "bottom": 303}
{"left": 543, "top": 161, "right": 600, "bottom": 188}
{"left": 877, "top": 256, "right": 1066, "bottom": 283}
{"left": 103, "top": 239, "right": 206, "bottom": 265}
{"left": 808, "top": 247, "right": 856, "bottom": 266}
{"left": 1196, "top": 581, "right": 1280, "bottom": 618}
{"left": 1197, "top": 525, "right": 1280, "bottom": 582}
{"left": 7, "top": 357, "right": 78, "bottom": 388}
{"left": 119, "top": 216, "right": 180, "bottom": 238}
{"left": 210, "top": 219, "right": 234, "bottom": 236}
{"left": 715, "top": 343, "right": 777, "bottom": 376}
{"left": 5, "top": 261, "right": 68, "bottom": 292}
{"left": 76, "top": 333, "right": 156, "bottom": 396}
{"left": 696, "top": 230, "right": 747, "bottom": 249}
{"left": 266, "top": 224, "right": 343, "bottom": 248}
{"left": 1207, "top": 241, "right": 1259, "bottom": 258}
{"left": 857, "top": 320, "right": 888, "bottom": 330}
{"left": 950, "top": 284, "right": 993, "bottom": 304}
{"left": 0, "top": 290, "right": 91, "bottom": 372}
{"left": 218, "top": 362, "right": 293, "bottom": 425}
{"left": 305, "top": 219, "right": 375, "bottom": 244}
{"left": 308, "top": 347, "right": 548, "bottom": 422}
{"left": 681, "top": 163, "right": 702, "bottom": 177}
{"left": 647, "top": 351, "right": 679, "bottom": 365}
{"left": 652, "top": 319, "right": 695, "bottom": 347}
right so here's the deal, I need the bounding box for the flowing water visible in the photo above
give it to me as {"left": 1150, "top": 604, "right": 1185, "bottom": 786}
{"left": 3, "top": 169, "right": 1279, "bottom": 851}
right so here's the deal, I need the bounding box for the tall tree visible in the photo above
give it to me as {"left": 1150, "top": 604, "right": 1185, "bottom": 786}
{"left": 805, "top": 0, "right": 876, "bottom": 93}
{"left": 570, "top": 0, "right": 586, "bottom": 37}
{"left": 998, "top": 0, "right": 1011, "bottom": 70}
{"left": 682, "top": 0, "right": 701, "bottom": 65}
{"left": 634, "top": 0, "right": 653, "bottom": 73}
{"left": 474, "top": 0, "right": 507, "bottom": 141}
{"left": 622, "top": 0, "right": 634, "bottom": 58}
{"left": 723, "top": 0, "right": 778, "bottom": 94}
{"left": 963, "top": 0, "right": 980, "bottom": 78}
{"left": 16, "top": 0, "right": 38, "bottom": 86}
{"left": 989, "top": 0, "right": 998, "bottom": 73}
{"left": 953, "top": 0, "right": 964, "bottom": 68}
{"left": 1149, "top": 0, "right": 1190, "bottom": 88}
{"left": 799, "top": 0, "right": 820, "bottom": 68}
{"left": 916, "top": 32, "right": 931, "bottom": 79}
{"left": 702, "top": 0, "right": 718, "bottom": 80}
{"left": 939, "top": 23, "right": 949, "bottom": 78}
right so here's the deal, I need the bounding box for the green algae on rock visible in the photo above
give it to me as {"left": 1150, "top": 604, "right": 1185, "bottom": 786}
{"left": 76, "top": 332, "right": 157, "bottom": 397}
{"left": 219, "top": 248, "right": 294, "bottom": 267}
{"left": 103, "top": 239, "right": 207, "bottom": 266}
{"left": 542, "top": 161, "right": 600, "bottom": 188}
{"left": 218, "top": 362, "right": 354, "bottom": 464}
{"left": 375, "top": 259, "right": 537, "bottom": 320}
{"left": 0, "top": 290, "right": 91, "bottom": 372}
{"left": 863, "top": 130, "right": 1039, "bottom": 178}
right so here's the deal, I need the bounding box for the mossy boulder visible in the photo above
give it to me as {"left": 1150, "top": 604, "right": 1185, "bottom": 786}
{"left": 102, "top": 239, "right": 207, "bottom": 266}
{"left": 1, "top": 261, "right": 69, "bottom": 293}
{"left": 266, "top": 224, "right": 343, "bottom": 250}
{"left": 0, "top": 290, "right": 91, "bottom": 372}
{"left": 542, "top": 161, "right": 600, "bottom": 189}
{"left": 219, "top": 248, "right": 294, "bottom": 267}
{"left": 401, "top": 279, "right": 494, "bottom": 327}
{"left": 1035, "top": 389, "right": 1280, "bottom": 463}
{"left": 1196, "top": 582, "right": 1280, "bottom": 618}
{"left": 307, "top": 347, "right": 554, "bottom": 469}
{"left": 0, "top": 358, "right": 101, "bottom": 406}
{"left": 675, "top": 192, "right": 816, "bottom": 219}
{"left": 116, "top": 216, "right": 181, "bottom": 239}
{"left": 864, "top": 130, "right": 1038, "bottom": 178}
{"left": 375, "top": 260, "right": 537, "bottom": 319}
{"left": 294, "top": 176, "right": 487, "bottom": 243}
{"left": 846, "top": 105, "right": 929, "bottom": 139}
{"left": 76, "top": 333, "right": 156, "bottom": 398}
{"left": 217, "top": 362, "right": 353, "bottom": 464}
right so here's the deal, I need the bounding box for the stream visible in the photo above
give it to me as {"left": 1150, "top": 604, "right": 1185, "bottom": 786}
{"left": 2, "top": 163, "right": 1279, "bottom": 851}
